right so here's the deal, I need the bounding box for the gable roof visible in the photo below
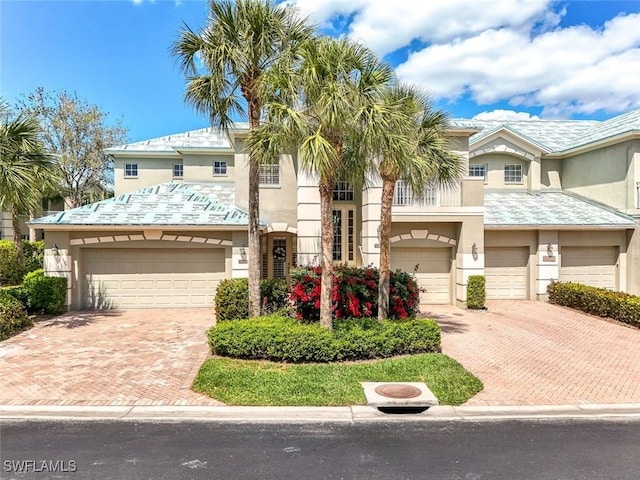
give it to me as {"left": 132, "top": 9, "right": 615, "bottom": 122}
{"left": 484, "top": 191, "right": 636, "bottom": 228}
{"left": 467, "top": 109, "right": 640, "bottom": 154}
{"left": 31, "top": 182, "right": 258, "bottom": 227}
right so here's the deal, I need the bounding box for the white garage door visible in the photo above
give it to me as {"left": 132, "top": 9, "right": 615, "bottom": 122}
{"left": 83, "top": 248, "right": 227, "bottom": 309}
{"left": 485, "top": 247, "right": 529, "bottom": 299}
{"left": 391, "top": 248, "right": 451, "bottom": 304}
{"left": 560, "top": 246, "right": 617, "bottom": 290}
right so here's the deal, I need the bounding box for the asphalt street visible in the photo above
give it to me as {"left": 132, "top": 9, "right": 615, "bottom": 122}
{"left": 2, "top": 418, "right": 639, "bottom": 479}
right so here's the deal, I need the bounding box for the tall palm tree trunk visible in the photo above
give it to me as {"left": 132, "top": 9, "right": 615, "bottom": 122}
{"left": 247, "top": 98, "right": 262, "bottom": 318}
{"left": 378, "top": 178, "right": 395, "bottom": 320}
{"left": 319, "top": 183, "right": 334, "bottom": 329}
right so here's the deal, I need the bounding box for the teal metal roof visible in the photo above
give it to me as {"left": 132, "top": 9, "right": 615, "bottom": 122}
{"left": 467, "top": 109, "right": 640, "bottom": 153}
{"left": 484, "top": 191, "right": 637, "bottom": 227}
{"left": 105, "top": 124, "right": 250, "bottom": 153}
{"left": 31, "top": 182, "right": 258, "bottom": 227}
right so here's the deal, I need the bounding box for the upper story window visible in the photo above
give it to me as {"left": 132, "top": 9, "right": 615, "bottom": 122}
{"left": 213, "top": 161, "right": 228, "bottom": 176}
{"left": 469, "top": 164, "right": 487, "bottom": 182}
{"left": 173, "top": 163, "right": 184, "bottom": 178}
{"left": 259, "top": 164, "right": 280, "bottom": 186}
{"left": 333, "top": 181, "right": 354, "bottom": 201}
{"left": 124, "top": 163, "right": 138, "bottom": 178}
{"left": 504, "top": 164, "right": 523, "bottom": 184}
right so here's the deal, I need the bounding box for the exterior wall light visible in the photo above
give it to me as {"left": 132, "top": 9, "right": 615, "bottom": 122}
{"left": 547, "top": 242, "right": 554, "bottom": 257}
{"left": 52, "top": 244, "right": 60, "bottom": 257}
{"left": 471, "top": 242, "right": 478, "bottom": 261}
{"left": 239, "top": 245, "right": 247, "bottom": 263}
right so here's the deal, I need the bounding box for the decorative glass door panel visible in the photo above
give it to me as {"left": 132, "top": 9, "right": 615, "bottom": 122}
{"left": 332, "top": 207, "right": 355, "bottom": 265}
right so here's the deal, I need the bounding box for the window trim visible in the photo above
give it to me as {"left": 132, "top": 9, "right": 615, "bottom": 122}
{"left": 124, "top": 163, "right": 138, "bottom": 178}
{"left": 259, "top": 164, "right": 280, "bottom": 187}
{"left": 469, "top": 163, "right": 488, "bottom": 183}
{"left": 333, "top": 181, "right": 355, "bottom": 201}
{"left": 213, "top": 160, "right": 228, "bottom": 177}
{"left": 504, "top": 164, "right": 523, "bottom": 184}
{"left": 172, "top": 163, "right": 184, "bottom": 179}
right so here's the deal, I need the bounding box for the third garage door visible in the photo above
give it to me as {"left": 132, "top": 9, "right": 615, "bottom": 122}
{"left": 485, "top": 247, "right": 529, "bottom": 299}
{"left": 560, "top": 246, "right": 617, "bottom": 290}
{"left": 391, "top": 248, "right": 451, "bottom": 304}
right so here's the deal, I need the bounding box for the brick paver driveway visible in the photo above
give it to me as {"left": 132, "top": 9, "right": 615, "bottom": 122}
{"left": 424, "top": 300, "right": 640, "bottom": 406}
{"left": 0, "top": 309, "right": 222, "bottom": 406}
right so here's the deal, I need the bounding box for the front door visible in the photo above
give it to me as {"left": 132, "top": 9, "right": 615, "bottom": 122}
{"left": 332, "top": 206, "right": 356, "bottom": 265}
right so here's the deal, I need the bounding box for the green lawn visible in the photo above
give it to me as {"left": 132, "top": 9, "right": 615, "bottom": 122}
{"left": 192, "top": 354, "right": 483, "bottom": 406}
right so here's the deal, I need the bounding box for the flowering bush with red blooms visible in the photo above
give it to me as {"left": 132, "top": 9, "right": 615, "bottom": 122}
{"left": 289, "top": 266, "right": 421, "bottom": 322}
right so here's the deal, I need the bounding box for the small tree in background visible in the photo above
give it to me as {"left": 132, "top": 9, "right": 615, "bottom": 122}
{"left": 19, "top": 87, "right": 127, "bottom": 208}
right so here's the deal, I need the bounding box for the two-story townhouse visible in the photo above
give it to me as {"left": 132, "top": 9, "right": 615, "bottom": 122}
{"left": 31, "top": 110, "right": 639, "bottom": 311}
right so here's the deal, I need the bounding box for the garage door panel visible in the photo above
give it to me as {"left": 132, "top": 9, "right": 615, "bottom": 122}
{"left": 485, "top": 247, "right": 528, "bottom": 300}
{"left": 83, "top": 248, "right": 227, "bottom": 309}
{"left": 392, "top": 248, "right": 451, "bottom": 305}
{"left": 560, "top": 247, "right": 616, "bottom": 290}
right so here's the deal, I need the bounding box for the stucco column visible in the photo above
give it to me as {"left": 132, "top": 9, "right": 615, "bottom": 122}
{"left": 43, "top": 232, "right": 72, "bottom": 310}
{"left": 231, "top": 231, "right": 249, "bottom": 278}
{"left": 361, "top": 184, "right": 382, "bottom": 267}
{"left": 296, "top": 170, "right": 322, "bottom": 266}
{"left": 455, "top": 217, "right": 485, "bottom": 307}
{"left": 528, "top": 156, "right": 541, "bottom": 194}
{"left": 536, "top": 231, "right": 559, "bottom": 300}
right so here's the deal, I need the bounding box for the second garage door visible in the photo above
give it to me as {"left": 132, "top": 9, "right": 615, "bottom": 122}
{"left": 391, "top": 248, "right": 452, "bottom": 304}
{"left": 83, "top": 247, "right": 227, "bottom": 309}
{"left": 485, "top": 247, "right": 529, "bottom": 299}
{"left": 560, "top": 246, "right": 617, "bottom": 290}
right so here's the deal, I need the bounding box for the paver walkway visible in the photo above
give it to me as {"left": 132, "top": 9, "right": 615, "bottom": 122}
{"left": 424, "top": 300, "right": 640, "bottom": 406}
{"left": 0, "top": 309, "right": 222, "bottom": 406}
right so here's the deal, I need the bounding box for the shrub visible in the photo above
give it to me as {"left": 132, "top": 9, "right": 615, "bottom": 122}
{"left": 208, "top": 315, "right": 441, "bottom": 362}
{"left": 466, "top": 275, "right": 486, "bottom": 309}
{"left": 22, "top": 240, "right": 44, "bottom": 273}
{"left": 0, "top": 240, "right": 26, "bottom": 287}
{"left": 23, "top": 269, "right": 67, "bottom": 314}
{"left": 0, "top": 292, "right": 32, "bottom": 341}
{"left": 547, "top": 281, "right": 640, "bottom": 329}
{"left": 290, "top": 266, "right": 420, "bottom": 322}
{"left": 214, "top": 278, "right": 291, "bottom": 321}
{"left": 0, "top": 285, "right": 28, "bottom": 306}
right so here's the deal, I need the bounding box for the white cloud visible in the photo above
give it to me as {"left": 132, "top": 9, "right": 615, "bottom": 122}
{"left": 474, "top": 110, "right": 540, "bottom": 121}
{"left": 287, "top": 1, "right": 640, "bottom": 116}
{"left": 396, "top": 12, "right": 640, "bottom": 115}
{"left": 287, "top": 0, "right": 556, "bottom": 56}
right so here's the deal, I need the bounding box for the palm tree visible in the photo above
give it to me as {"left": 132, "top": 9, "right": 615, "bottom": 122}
{"left": 250, "top": 36, "right": 395, "bottom": 328}
{"left": 0, "top": 103, "right": 54, "bottom": 257}
{"left": 172, "top": 0, "right": 312, "bottom": 318}
{"left": 374, "top": 85, "right": 464, "bottom": 320}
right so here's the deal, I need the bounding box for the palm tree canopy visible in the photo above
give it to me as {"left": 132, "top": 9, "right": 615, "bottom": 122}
{"left": 372, "top": 84, "right": 464, "bottom": 195}
{"left": 172, "top": 0, "right": 313, "bottom": 129}
{"left": 0, "top": 105, "right": 55, "bottom": 216}
{"left": 250, "top": 36, "right": 396, "bottom": 184}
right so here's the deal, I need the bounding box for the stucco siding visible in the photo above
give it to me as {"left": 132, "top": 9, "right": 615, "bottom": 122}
{"left": 114, "top": 156, "right": 176, "bottom": 194}
{"left": 561, "top": 140, "right": 639, "bottom": 211}
{"left": 470, "top": 154, "right": 529, "bottom": 189}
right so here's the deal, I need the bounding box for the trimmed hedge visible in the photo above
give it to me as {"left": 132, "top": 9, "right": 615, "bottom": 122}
{"left": 290, "top": 266, "right": 420, "bottom": 321}
{"left": 466, "top": 275, "right": 486, "bottom": 310}
{"left": 208, "top": 315, "right": 441, "bottom": 362}
{"left": 23, "top": 269, "right": 67, "bottom": 315}
{"left": 0, "top": 292, "right": 32, "bottom": 341}
{"left": 547, "top": 281, "right": 640, "bottom": 328}
{"left": 214, "top": 278, "right": 290, "bottom": 321}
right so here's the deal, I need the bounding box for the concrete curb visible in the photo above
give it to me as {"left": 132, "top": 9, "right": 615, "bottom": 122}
{"left": 2, "top": 403, "right": 640, "bottom": 423}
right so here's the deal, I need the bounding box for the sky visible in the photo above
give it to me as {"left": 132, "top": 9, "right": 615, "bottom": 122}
{"left": 2, "top": 0, "right": 640, "bottom": 144}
